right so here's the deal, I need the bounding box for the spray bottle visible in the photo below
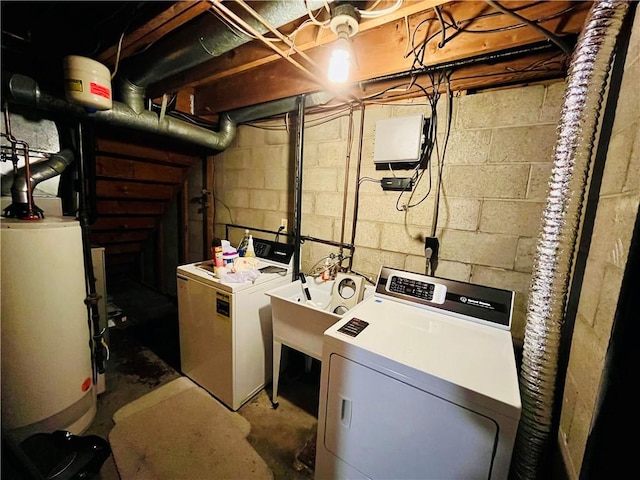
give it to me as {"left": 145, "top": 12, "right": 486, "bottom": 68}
{"left": 245, "top": 235, "right": 256, "bottom": 257}
{"left": 237, "top": 229, "right": 250, "bottom": 256}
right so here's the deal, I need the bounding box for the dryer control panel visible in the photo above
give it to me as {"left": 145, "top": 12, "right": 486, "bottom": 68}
{"left": 375, "top": 266, "right": 514, "bottom": 330}
{"left": 386, "top": 273, "right": 447, "bottom": 304}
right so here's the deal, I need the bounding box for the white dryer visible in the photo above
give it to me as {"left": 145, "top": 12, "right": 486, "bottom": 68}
{"left": 177, "top": 238, "right": 294, "bottom": 411}
{"left": 315, "top": 266, "right": 521, "bottom": 480}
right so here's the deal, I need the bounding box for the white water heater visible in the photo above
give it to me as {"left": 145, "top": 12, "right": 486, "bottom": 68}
{"left": 1, "top": 216, "right": 96, "bottom": 443}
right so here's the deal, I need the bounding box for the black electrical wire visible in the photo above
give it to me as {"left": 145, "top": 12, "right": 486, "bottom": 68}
{"left": 485, "top": 0, "right": 572, "bottom": 55}
{"left": 393, "top": 71, "right": 452, "bottom": 212}
{"left": 406, "top": 2, "right": 578, "bottom": 71}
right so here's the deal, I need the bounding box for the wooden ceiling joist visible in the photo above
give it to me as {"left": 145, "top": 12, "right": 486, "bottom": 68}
{"left": 192, "top": 1, "right": 589, "bottom": 115}
{"left": 97, "top": 1, "right": 213, "bottom": 67}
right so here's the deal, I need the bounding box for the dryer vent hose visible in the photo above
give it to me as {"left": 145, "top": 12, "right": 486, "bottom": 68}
{"left": 512, "top": 1, "right": 630, "bottom": 479}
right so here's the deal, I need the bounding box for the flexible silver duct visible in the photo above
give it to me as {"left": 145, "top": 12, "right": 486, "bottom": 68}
{"left": 512, "top": 1, "right": 630, "bottom": 479}
{"left": 2, "top": 148, "right": 74, "bottom": 204}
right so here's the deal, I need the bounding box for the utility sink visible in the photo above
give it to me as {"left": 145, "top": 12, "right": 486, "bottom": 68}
{"left": 266, "top": 277, "right": 370, "bottom": 407}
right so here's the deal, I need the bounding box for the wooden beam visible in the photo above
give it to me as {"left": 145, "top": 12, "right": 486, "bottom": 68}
{"left": 97, "top": 1, "right": 212, "bottom": 66}
{"left": 153, "top": 0, "right": 588, "bottom": 102}
{"left": 91, "top": 216, "right": 158, "bottom": 231}
{"left": 356, "top": 51, "right": 568, "bottom": 100}
{"left": 90, "top": 231, "right": 151, "bottom": 245}
{"left": 96, "top": 138, "right": 199, "bottom": 167}
{"left": 104, "top": 253, "right": 139, "bottom": 265}
{"left": 191, "top": 0, "right": 588, "bottom": 114}
{"left": 96, "top": 156, "right": 186, "bottom": 184}
{"left": 149, "top": 0, "right": 451, "bottom": 96}
{"left": 96, "top": 200, "right": 166, "bottom": 216}
{"left": 104, "top": 243, "right": 143, "bottom": 256}
{"left": 95, "top": 180, "right": 176, "bottom": 201}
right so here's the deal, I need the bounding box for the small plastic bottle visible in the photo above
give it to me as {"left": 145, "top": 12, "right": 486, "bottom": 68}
{"left": 237, "top": 229, "right": 250, "bottom": 257}
{"left": 321, "top": 258, "right": 331, "bottom": 281}
{"left": 245, "top": 235, "right": 256, "bottom": 257}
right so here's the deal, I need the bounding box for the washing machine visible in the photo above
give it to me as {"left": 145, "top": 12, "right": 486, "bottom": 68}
{"left": 176, "top": 238, "right": 294, "bottom": 411}
{"left": 315, "top": 266, "right": 522, "bottom": 480}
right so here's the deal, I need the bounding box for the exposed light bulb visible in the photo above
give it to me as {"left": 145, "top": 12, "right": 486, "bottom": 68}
{"left": 328, "top": 35, "right": 352, "bottom": 83}
{"left": 328, "top": 4, "right": 359, "bottom": 85}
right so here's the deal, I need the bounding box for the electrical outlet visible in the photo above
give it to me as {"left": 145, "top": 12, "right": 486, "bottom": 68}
{"left": 280, "top": 219, "right": 288, "bottom": 232}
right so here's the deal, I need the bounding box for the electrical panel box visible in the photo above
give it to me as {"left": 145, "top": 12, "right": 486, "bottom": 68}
{"left": 373, "top": 114, "right": 425, "bottom": 167}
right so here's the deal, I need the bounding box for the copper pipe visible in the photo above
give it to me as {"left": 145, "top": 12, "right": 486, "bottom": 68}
{"left": 3, "top": 107, "right": 37, "bottom": 220}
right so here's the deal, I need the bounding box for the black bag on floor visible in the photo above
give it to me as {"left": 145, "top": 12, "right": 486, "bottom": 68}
{"left": 2, "top": 430, "right": 111, "bottom": 480}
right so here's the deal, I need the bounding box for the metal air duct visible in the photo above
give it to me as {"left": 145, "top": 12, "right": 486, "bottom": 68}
{"left": 3, "top": 148, "right": 74, "bottom": 205}
{"left": 117, "top": 0, "right": 328, "bottom": 114}
{"left": 7, "top": 74, "right": 236, "bottom": 151}
{"left": 6, "top": 1, "right": 330, "bottom": 150}
{"left": 511, "top": 1, "right": 630, "bottom": 478}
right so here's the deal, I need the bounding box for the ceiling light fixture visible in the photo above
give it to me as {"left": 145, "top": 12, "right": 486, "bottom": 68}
{"left": 328, "top": 3, "right": 360, "bottom": 84}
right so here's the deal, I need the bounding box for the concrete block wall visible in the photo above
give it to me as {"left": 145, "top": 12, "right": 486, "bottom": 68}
{"left": 558, "top": 7, "right": 640, "bottom": 479}
{"left": 214, "top": 82, "right": 565, "bottom": 343}
{"left": 211, "top": 12, "right": 640, "bottom": 475}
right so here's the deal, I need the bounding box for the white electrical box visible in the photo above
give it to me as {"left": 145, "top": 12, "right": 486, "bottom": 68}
{"left": 373, "top": 114, "right": 425, "bottom": 165}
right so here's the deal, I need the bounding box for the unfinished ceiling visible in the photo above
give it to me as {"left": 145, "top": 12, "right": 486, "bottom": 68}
{"left": 2, "top": 1, "right": 592, "bottom": 122}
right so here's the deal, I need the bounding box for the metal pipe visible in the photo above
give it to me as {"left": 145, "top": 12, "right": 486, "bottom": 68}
{"left": 5, "top": 3, "right": 334, "bottom": 150}
{"left": 360, "top": 41, "right": 560, "bottom": 87}
{"left": 7, "top": 74, "right": 237, "bottom": 151}
{"left": 118, "top": 0, "right": 327, "bottom": 90}
{"left": 8, "top": 149, "right": 74, "bottom": 205}
{"left": 511, "top": 1, "right": 630, "bottom": 478}
{"left": 348, "top": 102, "right": 366, "bottom": 272}
{"left": 293, "top": 94, "right": 306, "bottom": 280}
{"left": 76, "top": 121, "right": 106, "bottom": 382}
{"left": 2, "top": 107, "right": 38, "bottom": 219}
{"left": 339, "top": 105, "right": 354, "bottom": 255}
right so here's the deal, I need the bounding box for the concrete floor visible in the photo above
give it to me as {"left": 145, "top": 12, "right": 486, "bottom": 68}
{"left": 85, "top": 279, "right": 321, "bottom": 480}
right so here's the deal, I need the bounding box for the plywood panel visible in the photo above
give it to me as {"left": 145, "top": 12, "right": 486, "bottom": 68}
{"left": 91, "top": 216, "right": 157, "bottom": 231}
{"left": 96, "top": 200, "right": 165, "bottom": 216}
{"left": 95, "top": 180, "right": 175, "bottom": 201}
{"left": 96, "top": 156, "right": 185, "bottom": 184}
{"left": 90, "top": 231, "right": 151, "bottom": 245}
{"left": 96, "top": 138, "right": 198, "bottom": 167}
{"left": 104, "top": 243, "right": 142, "bottom": 255}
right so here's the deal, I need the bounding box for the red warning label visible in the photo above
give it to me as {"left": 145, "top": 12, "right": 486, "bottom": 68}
{"left": 81, "top": 377, "right": 92, "bottom": 392}
{"left": 90, "top": 82, "right": 111, "bottom": 99}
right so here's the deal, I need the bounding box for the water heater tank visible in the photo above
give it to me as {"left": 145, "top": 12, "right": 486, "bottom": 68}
{"left": 1, "top": 216, "right": 96, "bottom": 443}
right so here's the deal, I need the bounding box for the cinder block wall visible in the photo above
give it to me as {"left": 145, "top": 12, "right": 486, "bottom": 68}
{"left": 212, "top": 13, "right": 638, "bottom": 475}
{"left": 558, "top": 7, "right": 640, "bottom": 478}
{"left": 214, "top": 82, "right": 564, "bottom": 344}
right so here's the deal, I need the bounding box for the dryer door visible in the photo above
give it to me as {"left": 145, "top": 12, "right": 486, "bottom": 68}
{"left": 322, "top": 354, "right": 499, "bottom": 479}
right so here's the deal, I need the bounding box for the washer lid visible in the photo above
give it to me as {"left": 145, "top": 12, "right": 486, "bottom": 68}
{"left": 324, "top": 296, "right": 522, "bottom": 419}
{"left": 177, "top": 259, "right": 290, "bottom": 292}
